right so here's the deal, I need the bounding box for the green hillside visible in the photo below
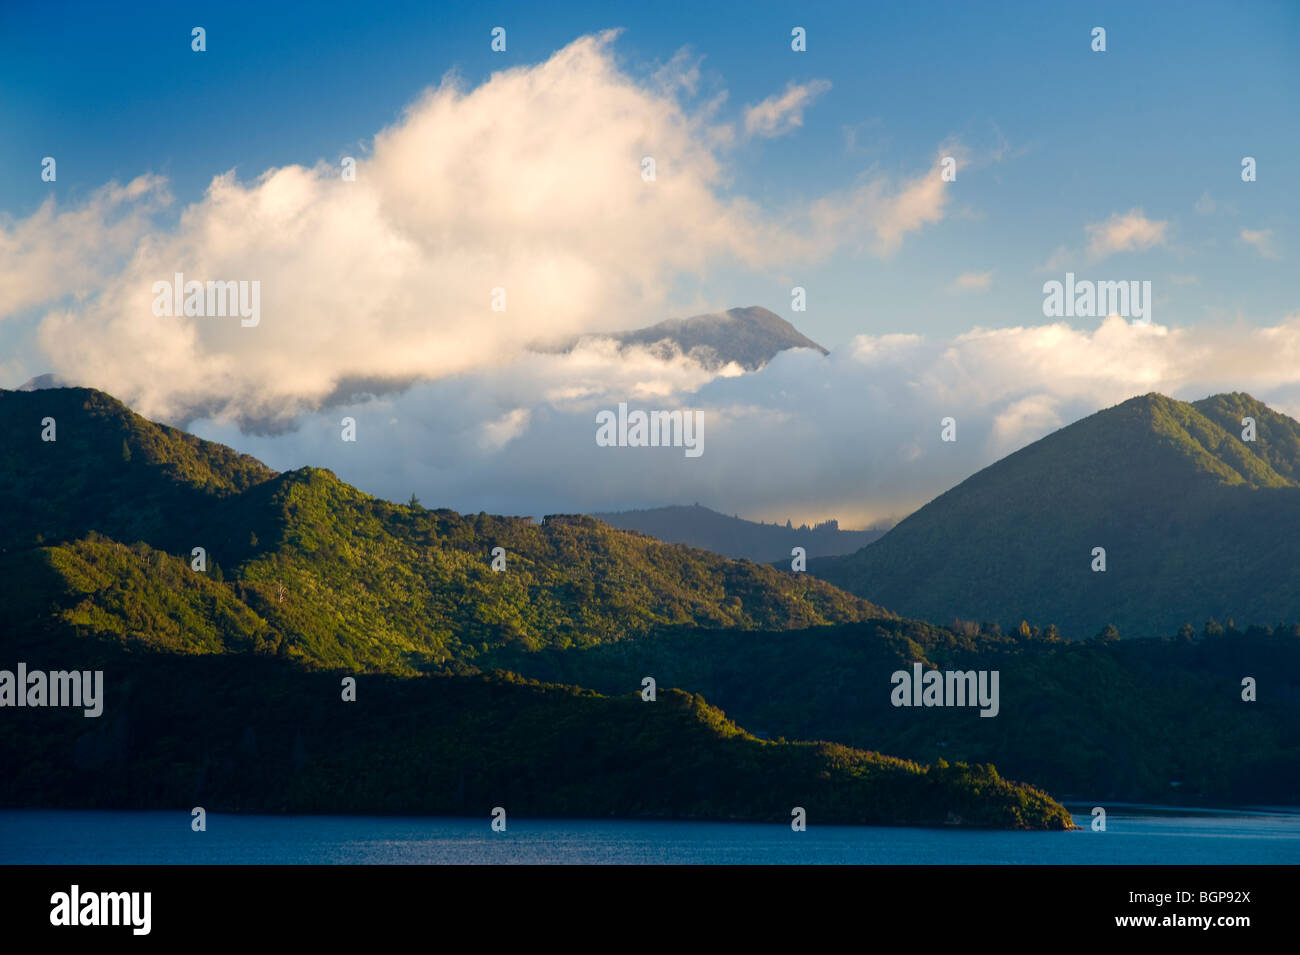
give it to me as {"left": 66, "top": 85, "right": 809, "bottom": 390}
{"left": 2, "top": 388, "right": 885, "bottom": 671}
{"left": 1, "top": 387, "right": 1072, "bottom": 828}
{"left": 810, "top": 392, "right": 1300, "bottom": 638}
{"left": 0, "top": 387, "right": 274, "bottom": 553}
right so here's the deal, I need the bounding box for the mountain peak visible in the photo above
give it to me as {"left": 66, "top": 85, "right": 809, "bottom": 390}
{"left": 616, "top": 306, "right": 828, "bottom": 369}
{"left": 16, "top": 372, "right": 69, "bottom": 391}
{"left": 811, "top": 390, "right": 1300, "bottom": 638}
{"left": 540, "top": 305, "right": 827, "bottom": 371}
{"left": 1096, "top": 391, "right": 1300, "bottom": 489}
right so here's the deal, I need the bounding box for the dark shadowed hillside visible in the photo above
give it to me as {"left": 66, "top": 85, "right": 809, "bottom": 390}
{"left": 494, "top": 617, "right": 1300, "bottom": 805}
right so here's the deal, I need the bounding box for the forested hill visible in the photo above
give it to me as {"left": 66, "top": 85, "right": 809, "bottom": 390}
{"left": 0, "top": 387, "right": 1073, "bottom": 830}
{"left": 810, "top": 392, "right": 1300, "bottom": 639}
{"left": 2, "top": 387, "right": 885, "bottom": 672}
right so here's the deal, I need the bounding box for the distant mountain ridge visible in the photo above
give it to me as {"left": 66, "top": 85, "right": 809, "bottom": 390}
{"left": 810, "top": 392, "right": 1300, "bottom": 638}
{"left": 545, "top": 305, "right": 828, "bottom": 371}
{"left": 16, "top": 373, "right": 67, "bottom": 391}
{"left": 593, "top": 503, "right": 889, "bottom": 563}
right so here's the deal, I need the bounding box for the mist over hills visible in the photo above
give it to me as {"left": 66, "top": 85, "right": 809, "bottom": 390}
{"left": 810, "top": 392, "right": 1300, "bottom": 638}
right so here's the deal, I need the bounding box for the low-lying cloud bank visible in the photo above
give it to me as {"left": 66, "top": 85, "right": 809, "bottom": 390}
{"left": 186, "top": 313, "right": 1300, "bottom": 527}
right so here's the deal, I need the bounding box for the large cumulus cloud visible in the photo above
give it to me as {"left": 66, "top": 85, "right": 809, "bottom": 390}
{"left": 5, "top": 32, "right": 950, "bottom": 429}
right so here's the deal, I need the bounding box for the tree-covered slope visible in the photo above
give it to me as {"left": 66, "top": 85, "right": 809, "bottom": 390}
{"left": 0, "top": 528, "right": 1065, "bottom": 829}
{"left": 492, "top": 618, "right": 1300, "bottom": 805}
{"left": 810, "top": 393, "right": 1300, "bottom": 638}
{"left": 0, "top": 389, "right": 1077, "bottom": 829}
{"left": 0, "top": 387, "right": 274, "bottom": 554}
{"left": 0, "top": 628, "right": 1069, "bottom": 828}
{"left": 1, "top": 388, "right": 887, "bottom": 672}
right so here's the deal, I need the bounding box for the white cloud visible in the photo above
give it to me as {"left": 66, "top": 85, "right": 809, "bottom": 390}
{"left": 1036, "top": 245, "right": 1071, "bottom": 272}
{"left": 650, "top": 48, "right": 702, "bottom": 98}
{"left": 479, "top": 408, "right": 532, "bottom": 451}
{"left": 1240, "top": 228, "right": 1279, "bottom": 259}
{"left": 1194, "top": 191, "right": 1236, "bottom": 216}
{"left": 743, "top": 79, "right": 831, "bottom": 138}
{"left": 951, "top": 271, "right": 992, "bottom": 291}
{"left": 811, "top": 152, "right": 955, "bottom": 256}
{"left": 1085, "top": 208, "right": 1169, "bottom": 260}
{"left": 0, "top": 175, "right": 170, "bottom": 316}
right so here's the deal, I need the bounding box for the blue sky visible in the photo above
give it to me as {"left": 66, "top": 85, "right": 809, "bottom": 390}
{"left": 2, "top": 1, "right": 1298, "bottom": 523}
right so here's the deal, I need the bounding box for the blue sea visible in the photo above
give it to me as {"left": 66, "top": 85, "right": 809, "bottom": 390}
{"left": 2, "top": 805, "right": 1297, "bottom": 864}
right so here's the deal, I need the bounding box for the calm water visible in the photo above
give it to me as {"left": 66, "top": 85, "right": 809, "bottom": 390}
{"left": 2, "top": 806, "right": 1297, "bottom": 864}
